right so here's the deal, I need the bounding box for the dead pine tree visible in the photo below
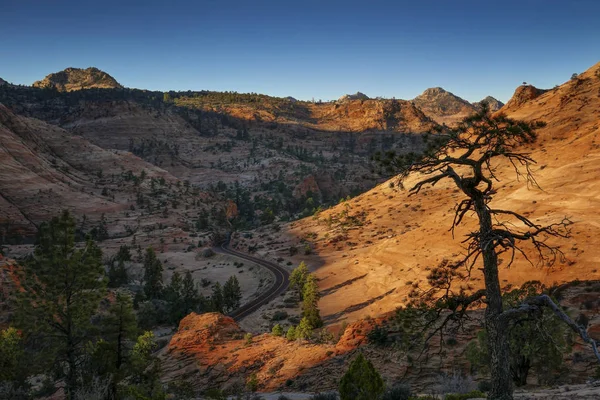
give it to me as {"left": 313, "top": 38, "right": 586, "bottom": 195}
{"left": 373, "top": 104, "right": 599, "bottom": 400}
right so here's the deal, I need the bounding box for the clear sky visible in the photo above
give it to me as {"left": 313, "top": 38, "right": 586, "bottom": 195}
{"left": 1, "top": 0, "right": 599, "bottom": 102}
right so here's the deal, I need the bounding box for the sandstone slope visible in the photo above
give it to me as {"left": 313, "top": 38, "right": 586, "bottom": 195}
{"left": 238, "top": 60, "right": 600, "bottom": 327}
{"left": 0, "top": 103, "right": 204, "bottom": 237}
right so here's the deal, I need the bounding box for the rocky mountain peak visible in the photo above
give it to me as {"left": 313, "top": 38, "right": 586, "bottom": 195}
{"left": 32, "top": 67, "right": 123, "bottom": 92}
{"left": 474, "top": 96, "right": 504, "bottom": 112}
{"left": 411, "top": 86, "right": 476, "bottom": 125}
{"left": 338, "top": 92, "right": 370, "bottom": 102}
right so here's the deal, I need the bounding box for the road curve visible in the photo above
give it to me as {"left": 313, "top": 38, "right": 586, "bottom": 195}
{"left": 214, "top": 241, "right": 290, "bottom": 321}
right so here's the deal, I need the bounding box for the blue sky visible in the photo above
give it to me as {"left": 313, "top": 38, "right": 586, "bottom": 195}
{"left": 1, "top": 0, "right": 599, "bottom": 102}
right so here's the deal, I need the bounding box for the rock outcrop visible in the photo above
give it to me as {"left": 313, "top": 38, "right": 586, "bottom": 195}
{"left": 32, "top": 67, "right": 123, "bottom": 91}
{"left": 501, "top": 84, "right": 547, "bottom": 112}
{"left": 161, "top": 312, "right": 374, "bottom": 392}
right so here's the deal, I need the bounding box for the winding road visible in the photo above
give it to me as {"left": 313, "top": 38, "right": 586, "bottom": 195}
{"left": 214, "top": 241, "right": 290, "bottom": 321}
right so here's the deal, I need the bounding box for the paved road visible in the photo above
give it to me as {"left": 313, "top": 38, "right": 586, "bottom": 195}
{"left": 214, "top": 241, "right": 290, "bottom": 321}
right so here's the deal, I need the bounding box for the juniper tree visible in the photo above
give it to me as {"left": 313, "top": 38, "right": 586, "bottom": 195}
{"left": 374, "top": 105, "right": 597, "bottom": 399}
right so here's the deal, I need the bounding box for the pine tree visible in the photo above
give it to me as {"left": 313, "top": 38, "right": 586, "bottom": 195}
{"left": 17, "top": 210, "right": 106, "bottom": 399}
{"left": 126, "top": 331, "right": 165, "bottom": 399}
{"left": 0, "top": 327, "right": 27, "bottom": 389}
{"left": 271, "top": 324, "right": 283, "bottom": 337}
{"left": 94, "top": 292, "right": 139, "bottom": 397}
{"left": 302, "top": 274, "right": 323, "bottom": 328}
{"left": 296, "top": 317, "right": 313, "bottom": 340}
{"left": 116, "top": 245, "right": 132, "bottom": 262}
{"left": 223, "top": 275, "right": 242, "bottom": 312}
{"left": 108, "top": 258, "right": 129, "bottom": 288}
{"left": 286, "top": 326, "right": 297, "bottom": 341}
{"left": 290, "top": 261, "right": 309, "bottom": 294}
{"left": 143, "top": 247, "right": 163, "bottom": 299}
{"left": 211, "top": 282, "right": 224, "bottom": 313}
{"left": 339, "top": 353, "right": 385, "bottom": 400}
{"left": 181, "top": 270, "right": 201, "bottom": 316}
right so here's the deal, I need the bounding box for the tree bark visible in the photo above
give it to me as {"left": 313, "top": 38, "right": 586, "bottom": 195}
{"left": 475, "top": 196, "right": 513, "bottom": 400}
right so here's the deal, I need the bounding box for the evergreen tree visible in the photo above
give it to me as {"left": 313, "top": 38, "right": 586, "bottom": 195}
{"left": 108, "top": 258, "right": 129, "bottom": 288}
{"left": 116, "top": 245, "right": 132, "bottom": 262}
{"left": 166, "top": 271, "right": 202, "bottom": 324}
{"left": 302, "top": 274, "right": 323, "bottom": 328}
{"left": 125, "top": 331, "right": 165, "bottom": 399}
{"left": 286, "top": 326, "right": 297, "bottom": 341}
{"left": 290, "top": 261, "right": 309, "bottom": 294}
{"left": 211, "top": 282, "right": 224, "bottom": 313}
{"left": 17, "top": 210, "right": 106, "bottom": 399}
{"left": 223, "top": 275, "right": 242, "bottom": 312}
{"left": 296, "top": 317, "right": 313, "bottom": 340}
{"left": 0, "top": 327, "right": 28, "bottom": 392}
{"left": 181, "top": 270, "right": 201, "bottom": 316}
{"left": 93, "top": 292, "right": 139, "bottom": 397}
{"left": 466, "top": 282, "right": 572, "bottom": 386}
{"left": 165, "top": 272, "right": 183, "bottom": 304}
{"left": 271, "top": 324, "right": 283, "bottom": 337}
{"left": 143, "top": 247, "right": 163, "bottom": 299}
{"left": 339, "top": 353, "right": 385, "bottom": 400}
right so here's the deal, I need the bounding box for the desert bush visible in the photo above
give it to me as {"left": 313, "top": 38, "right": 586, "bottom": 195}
{"left": 437, "top": 371, "right": 474, "bottom": 395}
{"left": 72, "top": 377, "right": 112, "bottom": 400}
{"left": 246, "top": 373, "right": 258, "bottom": 392}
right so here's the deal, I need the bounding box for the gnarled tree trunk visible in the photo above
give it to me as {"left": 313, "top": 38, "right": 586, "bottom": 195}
{"left": 476, "top": 196, "right": 513, "bottom": 400}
